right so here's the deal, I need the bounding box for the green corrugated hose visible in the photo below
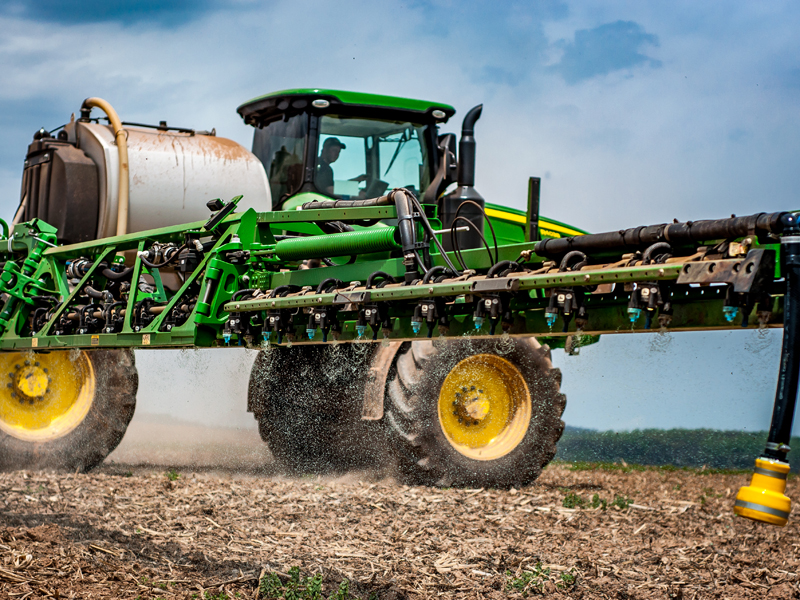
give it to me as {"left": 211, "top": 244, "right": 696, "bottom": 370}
{"left": 274, "top": 227, "right": 400, "bottom": 261}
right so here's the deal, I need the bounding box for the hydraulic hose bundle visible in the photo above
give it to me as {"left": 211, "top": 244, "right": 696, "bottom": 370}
{"left": 535, "top": 212, "right": 788, "bottom": 259}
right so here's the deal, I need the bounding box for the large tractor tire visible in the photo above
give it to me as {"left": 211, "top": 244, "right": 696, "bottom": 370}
{"left": 0, "top": 349, "right": 137, "bottom": 472}
{"left": 384, "top": 337, "right": 565, "bottom": 488}
{"left": 248, "top": 344, "right": 384, "bottom": 474}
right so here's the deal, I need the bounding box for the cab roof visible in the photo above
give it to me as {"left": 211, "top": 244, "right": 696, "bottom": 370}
{"left": 237, "top": 88, "right": 456, "bottom": 126}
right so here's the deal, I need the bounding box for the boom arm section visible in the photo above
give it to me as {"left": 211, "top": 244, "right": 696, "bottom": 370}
{"left": 0, "top": 194, "right": 791, "bottom": 351}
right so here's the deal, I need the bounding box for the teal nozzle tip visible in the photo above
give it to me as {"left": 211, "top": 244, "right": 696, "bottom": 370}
{"left": 723, "top": 306, "right": 739, "bottom": 323}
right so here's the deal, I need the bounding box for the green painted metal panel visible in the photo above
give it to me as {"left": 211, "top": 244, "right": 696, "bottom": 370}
{"left": 238, "top": 88, "right": 455, "bottom": 119}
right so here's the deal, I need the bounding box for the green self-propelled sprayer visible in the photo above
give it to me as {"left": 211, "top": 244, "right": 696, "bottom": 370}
{"left": 0, "top": 90, "right": 797, "bottom": 527}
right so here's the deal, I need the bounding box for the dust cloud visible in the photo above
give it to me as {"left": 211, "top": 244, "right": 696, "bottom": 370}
{"left": 107, "top": 348, "right": 267, "bottom": 471}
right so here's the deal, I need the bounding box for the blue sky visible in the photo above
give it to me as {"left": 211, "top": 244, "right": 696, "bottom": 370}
{"left": 0, "top": 1, "right": 797, "bottom": 433}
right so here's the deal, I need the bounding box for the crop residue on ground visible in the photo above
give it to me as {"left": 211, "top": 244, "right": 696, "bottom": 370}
{"left": 1, "top": 464, "right": 798, "bottom": 599}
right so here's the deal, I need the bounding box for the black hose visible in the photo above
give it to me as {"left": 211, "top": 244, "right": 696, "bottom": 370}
{"left": 393, "top": 190, "right": 420, "bottom": 284}
{"left": 559, "top": 251, "right": 588, "bottom": 272}
{"left": 322, "top": 255, "right": 357, "bottom": 267}
{"left": 232, "top": 288, "right": 256, "bottom": 301}
{"left": 316, "top": 278, "right": 344, "bottom": 294}
{"left": 134, "top": 298, "right": 154, "bottom": 318}
{"left": 453, "top": 199, "right": 498, "bottom": 264}
{"left": 102, "top": 266, "right": 134, "bottom": 280}
{"left": 84, "top": 286, "right": 106, "bottom": 300}
{"left": 535, "top": 211, "right": 788, "bottom": 259}
{"left": 103, "top": 301, "right": 127, "bottom": 326}
{"left": 300, "top": 195, "right": 393, "bottom": 209}
{"left": 278, "top": 287, "right": 299, "bottom": 298}
{"left": 487, "top": 260, "right": 521, "bottom": 278}
{"left": 80, "top": 303, "right": 99, "bottom": 325}
{"left": 30, "top": 307, "right": 49, "bottom": 332}
{"left": 366, "top": 271, "right": 395, "bottom": 289}
{"left": 642, "top": 242, "right": 672, "bottom": 265}
{"left": 764, "top": 213, "right": 800, "bottom": 459}
{"left": 451, "top": 216, "right": 494, "bottom": 270}
{"left": 405, "top": 192, "right": 462, "bottom": 276}
{"left": 412, "top": 250, "right": 428, "bottom": 280}
{"left": 422, "top": 265, "right": 448, "bottom": 284}
{"left": 140, "top": 244, "right": 187, "bottom": 269}
{"left": 270, "top": 285, "right": 301, "bottom": 298}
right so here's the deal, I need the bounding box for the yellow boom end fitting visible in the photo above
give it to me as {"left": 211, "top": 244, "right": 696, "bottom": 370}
{"left": 734, "top": 457, "right": 791, "bottom": 526}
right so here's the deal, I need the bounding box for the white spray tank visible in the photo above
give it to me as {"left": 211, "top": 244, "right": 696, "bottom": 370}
{"left": 15, "top": 98, "right": 271, "bottom": 243}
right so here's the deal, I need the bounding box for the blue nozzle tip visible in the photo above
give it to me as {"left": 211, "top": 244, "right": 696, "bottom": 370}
{"left": 223, "top": 334, "right": 231, "bottom": 344}
{"left": 545, "top": 313, "right": 557, "bottom": 327}
{"left": 723, "top": 306, "right": 739, "bottom": 323}
{"left": 411, "top": 321, "right": 422, "bottom": 334}
{"left": 474, "top": 316, "right": 484, "bottom": 330}
{"left": 356, "top": 325, "right": 367, "bottom": 338}
{"left": 627, "top": 307, "right": 642, "bottom": 323}
{"left": 306, "top": 328, "right": 315, "bottom": 340}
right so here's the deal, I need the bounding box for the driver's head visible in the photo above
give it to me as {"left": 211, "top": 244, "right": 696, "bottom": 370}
{"left": 321, "top": 137, "right": 346, "bottom": 163}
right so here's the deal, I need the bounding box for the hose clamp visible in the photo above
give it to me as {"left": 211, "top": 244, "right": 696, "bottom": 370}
{"left": 754, "top": 466, "right": 788, "bottom": 480}
{"left": 781, "top": 236, "right": 800, "bottom": 244}
{"left": 765, "top": 442, "right": 791, "bottom": 452}
{"left": 734, "top": 499, "right": 790, "bottom": 520}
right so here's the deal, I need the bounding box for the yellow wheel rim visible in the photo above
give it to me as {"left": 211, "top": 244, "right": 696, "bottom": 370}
{"left": 0, "top": 351, "right": 95, "bottom": 442}
{"left": 437, "top": 354, "right": 531, "bottom": 461}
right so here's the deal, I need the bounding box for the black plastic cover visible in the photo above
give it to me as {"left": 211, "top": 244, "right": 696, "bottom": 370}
{"left": 20, "top": 138, "right": 99, "bottom": 244}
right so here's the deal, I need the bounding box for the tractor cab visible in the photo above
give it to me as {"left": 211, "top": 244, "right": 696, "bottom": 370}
{"left": 237, "top": 89, "right": 456, "bottom": 210}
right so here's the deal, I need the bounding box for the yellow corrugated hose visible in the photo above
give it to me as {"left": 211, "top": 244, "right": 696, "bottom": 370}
{"left": 81, "top": 97, "right": 129, "bottom": 236}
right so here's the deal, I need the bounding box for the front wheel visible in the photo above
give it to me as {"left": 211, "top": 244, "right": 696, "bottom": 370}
{"left": 384, "top": 338, "right": 565, "bottom": 488}
{"left": 0, "top": 349, "right": 138, "bottom": 472}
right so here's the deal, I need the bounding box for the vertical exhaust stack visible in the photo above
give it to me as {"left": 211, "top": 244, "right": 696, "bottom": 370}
{"left": 440, "top": 104, "right": 485, "bottom": 252}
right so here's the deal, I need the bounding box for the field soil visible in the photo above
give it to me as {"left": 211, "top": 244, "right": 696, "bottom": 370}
{"left": 1, "top": 421, "right": 799, "bottom": 599}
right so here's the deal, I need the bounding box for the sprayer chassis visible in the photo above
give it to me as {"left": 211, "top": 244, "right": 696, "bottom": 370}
{"left": 0, "top": 197, "right": 797, "bottom": 527}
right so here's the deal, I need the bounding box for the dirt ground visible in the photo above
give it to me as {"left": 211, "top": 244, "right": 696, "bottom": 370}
{"left": 1, "top": 423, "right": 799, "bottom": 599}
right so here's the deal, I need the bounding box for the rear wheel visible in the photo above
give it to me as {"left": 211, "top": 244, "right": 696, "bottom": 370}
{"left": 384, "top": 338, "right": 565, "bottom": 487}
{"left": 0, "top": 349, "right": 138, "bottom": 472}
{"left": 248, "top": 344, "right": 384, "bottom": 474}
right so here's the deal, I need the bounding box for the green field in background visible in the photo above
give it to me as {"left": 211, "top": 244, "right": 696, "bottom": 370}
{"left": 556, "top": 427, "right": 800, "bottom": 471}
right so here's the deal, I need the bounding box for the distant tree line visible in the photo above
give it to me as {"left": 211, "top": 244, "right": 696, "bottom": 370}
{"left": 554, "top": 427, "right": 800, "bottom": 471}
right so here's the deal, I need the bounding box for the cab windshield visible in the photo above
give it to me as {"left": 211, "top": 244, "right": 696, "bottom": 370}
{"left": 252, "top": 114, "right": 307, "bottom": 205}
{"left": 315, "top": 115, "right": 430, "bottom": 200}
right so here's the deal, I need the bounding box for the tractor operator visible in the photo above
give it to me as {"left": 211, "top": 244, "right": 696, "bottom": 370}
{"left": 315, "top": 137, "right": 346, "bottom": 196}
